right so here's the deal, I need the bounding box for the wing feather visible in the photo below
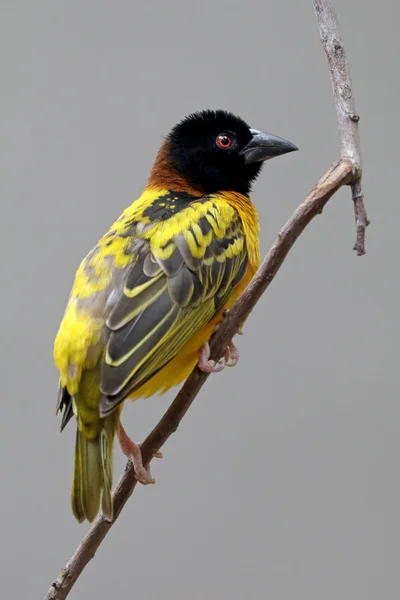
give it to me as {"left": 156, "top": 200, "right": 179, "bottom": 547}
{"left": 99, "top": 201, "right": 249, "bottom": 417}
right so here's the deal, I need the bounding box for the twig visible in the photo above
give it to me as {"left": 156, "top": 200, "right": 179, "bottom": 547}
{"left": 46, "top": 160, "right": 353, "bottom": 600}
{"left": 313, "top": 0, "right": 369, "bottom": 254}
{"left": 47, "top": 3, "right": 367, "bottom": 598}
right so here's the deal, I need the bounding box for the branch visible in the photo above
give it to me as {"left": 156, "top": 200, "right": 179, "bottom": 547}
{"left": 313, "top": 0, "right": 369, "bottom": 254}
{"left": 46, "top": 160, "right": 353, "bottom": 600}
{"left": 47, "top": 3, "right": 368, "bottom": 598}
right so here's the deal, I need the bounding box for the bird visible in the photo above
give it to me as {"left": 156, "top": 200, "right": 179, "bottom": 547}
{"left": 54, "top": 109, "right": 297, "bottom": 523}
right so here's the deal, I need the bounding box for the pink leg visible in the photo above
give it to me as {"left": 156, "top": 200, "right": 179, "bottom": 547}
{"left": 117, "top": 421, "right": 162, "bottom": 485}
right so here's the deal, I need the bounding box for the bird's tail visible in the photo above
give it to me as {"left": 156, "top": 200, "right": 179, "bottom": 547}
{"left": 72, "top": 415, "right": 118, "bottom": 523}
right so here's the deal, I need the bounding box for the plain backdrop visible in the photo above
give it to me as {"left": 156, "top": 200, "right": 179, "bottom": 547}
{"left": 1, "top": 1, "right": 398, "bottom": 598}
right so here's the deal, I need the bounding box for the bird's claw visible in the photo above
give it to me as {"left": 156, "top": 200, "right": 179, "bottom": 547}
{"left": 224, "top": 339, "right": 240, "bottom": 367}
{"left": 197, "top": 312, "right": 243, "bottom": 373}
{"left": 197, "top": 338, "right": 240, "bottom": 373}
{"left": 197, "top": 342, "right": 225, "bottom": 373}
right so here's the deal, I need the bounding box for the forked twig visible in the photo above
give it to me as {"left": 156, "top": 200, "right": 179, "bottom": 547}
{"left": 313, "top": 0, "right": 369, "bottom": 254}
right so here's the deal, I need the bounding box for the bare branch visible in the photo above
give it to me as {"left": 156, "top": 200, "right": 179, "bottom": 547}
{"left": 47, "top": 3, "right": 368, "bottom": 598}
{"left": 313, "top": 0, "right": 369, "bottom": 254}
{"left": 46, "top": 159, "right": 353, "bottom": 600}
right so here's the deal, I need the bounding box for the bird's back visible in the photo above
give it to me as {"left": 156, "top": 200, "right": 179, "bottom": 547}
{"left": 54, "top": 187, "right": 259, "bottom": 420}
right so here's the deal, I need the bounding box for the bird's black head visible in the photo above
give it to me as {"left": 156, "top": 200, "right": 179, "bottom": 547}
{"left": 167, "top": 109, "right": 298, "bottom": 195}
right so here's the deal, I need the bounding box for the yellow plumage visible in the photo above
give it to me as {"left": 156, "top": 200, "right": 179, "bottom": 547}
{"left": 54, "top": 187, "right": 260, "bottom": 522}
{"left": 54, "top": 108, "right": 297, "bottom": 523}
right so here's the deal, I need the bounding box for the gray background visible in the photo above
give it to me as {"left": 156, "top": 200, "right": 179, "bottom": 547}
{"left": 1, "top": 1, "right": 398, "bottom": 598}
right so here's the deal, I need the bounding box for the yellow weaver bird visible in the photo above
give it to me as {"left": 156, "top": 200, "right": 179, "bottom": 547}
{"left": 54, "top": 109, "right": 297, "bottom": 522}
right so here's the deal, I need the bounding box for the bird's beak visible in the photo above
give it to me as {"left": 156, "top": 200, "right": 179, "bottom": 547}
{"left": 241, "top": 129, "right": 298, "bottom": 164}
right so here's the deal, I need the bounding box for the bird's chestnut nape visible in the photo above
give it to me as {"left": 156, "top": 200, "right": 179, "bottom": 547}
{"left": 167, "top": 109, "right": 298, "bottom": 195}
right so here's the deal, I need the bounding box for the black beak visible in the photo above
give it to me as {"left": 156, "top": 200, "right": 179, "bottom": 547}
{"left": 241, "top": 129, "right": 298, "bottom": 164}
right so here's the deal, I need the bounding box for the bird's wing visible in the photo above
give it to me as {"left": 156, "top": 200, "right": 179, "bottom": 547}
{"left": 99, "top": 197, "right": 248, "bottom": 415}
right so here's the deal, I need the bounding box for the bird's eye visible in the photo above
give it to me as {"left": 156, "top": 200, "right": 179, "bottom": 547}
{"left": 216, "top": 133, "right": 233, "bottom": 149}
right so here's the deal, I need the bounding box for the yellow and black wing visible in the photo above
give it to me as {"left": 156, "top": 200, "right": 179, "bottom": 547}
{"left": 99, "top": 197, "right": 248, "bottom": 416}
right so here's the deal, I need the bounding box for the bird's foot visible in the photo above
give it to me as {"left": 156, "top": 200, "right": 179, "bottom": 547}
{"left": 223, "top": 338, "right": 240, "bottom": 367}
{"left": 197, "top": 317, "right": 243, "bottom": 373}
{"left": 117, "top": 422, "right": 162, "bottom": 485}
{"left": 198, "top": 342, "right": 225, "bottom": 373}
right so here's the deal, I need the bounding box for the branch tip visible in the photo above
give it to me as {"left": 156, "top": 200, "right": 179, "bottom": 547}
{"left": 313, "top": 0, "right": 368, "bottom": 255}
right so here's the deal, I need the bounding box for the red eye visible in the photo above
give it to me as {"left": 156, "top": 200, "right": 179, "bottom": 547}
{"left": 216, "top": 133, "right": 233, "bottom": 149}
